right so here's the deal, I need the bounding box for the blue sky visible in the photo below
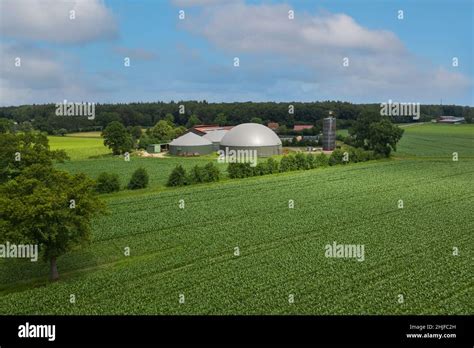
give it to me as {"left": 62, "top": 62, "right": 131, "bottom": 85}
{"left": 0, "top": 0, "right": 472, "bottom": 106}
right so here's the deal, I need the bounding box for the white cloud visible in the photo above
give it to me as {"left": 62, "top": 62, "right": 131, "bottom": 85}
{"left": 182, "top": 3, "right": 404, "bottom": 54}
{"left": 0, "top": 0, "right": 118, "bottom": 43}
{"left": 0, "top": 43, "right": 109, "bottom": 105}
{"left": 177, "top": 2, "right": 471, "bottom": 103}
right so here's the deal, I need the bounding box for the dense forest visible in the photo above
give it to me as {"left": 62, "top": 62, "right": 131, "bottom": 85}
{"left": 0, "top": 101, "right": 472, "bottom": 135}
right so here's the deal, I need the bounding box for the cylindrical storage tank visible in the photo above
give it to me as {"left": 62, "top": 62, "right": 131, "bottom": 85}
{"left": 169, "top": 132, "right": 213, "bottom": 156}
{"left": 322, "top": 117, "right": 336, "bottom": 151}
{"left": 219, "top": 123, "right": 282, "bottom": 157}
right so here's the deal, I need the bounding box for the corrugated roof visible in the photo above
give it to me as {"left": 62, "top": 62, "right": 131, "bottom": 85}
{"left": 193, "top": 125, "right": 234, "bottom": 133}
{"left": 203, "top": 129, "right": 229, "bottom": 143}
{"left": 170, "top": 132, "right": 212, "bottom": 146}
{"left": 294, "top": 125, "right": 314, "bottom": 131}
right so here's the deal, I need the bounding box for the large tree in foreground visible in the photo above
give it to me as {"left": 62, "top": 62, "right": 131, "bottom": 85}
{"left": 0, "top": 165, "right": 106, "bottom": 281}
{"left": 0, "top": 131, "right": 68, "bottom": 184}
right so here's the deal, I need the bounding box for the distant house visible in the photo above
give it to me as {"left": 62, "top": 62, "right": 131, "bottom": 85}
{"left": 293, "top": 124, "right": 314, "bottom": 131}
{"left": 267, "top": 122, "right": 279, "bottom": 131}
{"left": 437, "top": 116, "right": 465, "bottom": 124}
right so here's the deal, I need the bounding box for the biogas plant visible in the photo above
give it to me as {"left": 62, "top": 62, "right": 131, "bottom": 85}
{"left": 169, "top": 123, "right": 283, "bottom": 157}
{"left": 165, "top": 120, "right": 336, "bottom": 157}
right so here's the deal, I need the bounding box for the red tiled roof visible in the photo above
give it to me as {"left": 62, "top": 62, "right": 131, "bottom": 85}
{"left": 190, "top": 125, "right": 234, "bottom": 134}
{"left": 293, "top": 124, "right": 314, "bottom": 131}
{"left": 267, "top": 122, "right": 279, "bottom": 130}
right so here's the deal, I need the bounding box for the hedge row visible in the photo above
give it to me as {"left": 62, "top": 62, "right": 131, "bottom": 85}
{"left": 164, "top": 148, "right": 378, "bottom": 189}
{"left": 167, "top": 162, "right": 220, "bottom": 187}
{"left": 228, "top": 148, "right": 377, "bottom": 179}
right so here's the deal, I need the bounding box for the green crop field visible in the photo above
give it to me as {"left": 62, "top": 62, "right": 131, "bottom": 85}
{"left": 397, "top": 123, "right": 474, "bottom": 158}
{"left": 56, "top": 156, "right": 227, "bottom": 190}
{"left": 0, "top": 124, "right": 472, "bottom": 315}
{"left": 49, "top": 135, "right": 225, "bottom": 187}
{"left": 49, "top": 135, "right": 110, "bottom": 160}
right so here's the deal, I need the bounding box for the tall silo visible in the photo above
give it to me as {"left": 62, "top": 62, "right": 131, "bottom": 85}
{"left": 322, "top": 117, "right": 336, "bottom": 151}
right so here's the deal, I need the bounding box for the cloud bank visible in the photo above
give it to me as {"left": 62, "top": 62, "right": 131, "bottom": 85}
{"left": 177, "top": 1, "right": 471, "bottom": 103}
{"left": 0, "top": 0, "right": 118, "bottom": 44}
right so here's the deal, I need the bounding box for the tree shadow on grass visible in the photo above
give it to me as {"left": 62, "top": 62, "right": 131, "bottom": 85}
{"left": 87, "top": 153, "right": 114, "bottom": 160}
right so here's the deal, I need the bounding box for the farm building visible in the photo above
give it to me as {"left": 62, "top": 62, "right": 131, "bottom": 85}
{"left": 219, "top": 123, "right": 282, "bottom": 157}
{"left": 437, "top": 116, "right": 465, "bottom": 124}
{"left": 146, "top": 143, "right": 168, "bottom": 154}
{"left": 169, "top": 132, "right": 213, "bottom": 156}
{"left": 203, "top": 129, "right": 229, "bottom": 151}
{"left": 294, "top": 124, "right": 314, "bottom": 131}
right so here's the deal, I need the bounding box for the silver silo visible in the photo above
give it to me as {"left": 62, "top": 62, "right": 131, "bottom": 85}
{"left": 322, "top": 117, "right": 336, "bottom": 151}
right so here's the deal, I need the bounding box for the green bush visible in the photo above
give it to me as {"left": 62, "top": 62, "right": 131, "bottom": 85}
{"left": 189, "top": 165, "right": 206, "bottom": 184}
{"left": 202, "top": 162, "right": 220, "bottom": 182}
{"left": 315, "top": 153, "right": 329, "bottom": 167}
{"left": 329, "top": 149, "right": 346, "bottom": 166}
{"left": 127, "top": 167, "right": 149, "bottom": 189}
{"left": 167, "top": 165, "right": 188, "bottom": 187}
{"left": 345, "top": 147, "right": 377, "bottom": 163}
{"left": 306, "top": 153, "right": 317, "bottom": 169}
{"left": 280, "top": 155, "right": 297, "bottom": 172}
{"left": 227, "top": 163, "right": 240, "bottom": 179}
{"left": 241, "top": 163, "right": 255, "bottom": 177}
{"left": 254, "top": 162, "right": 268, "bottom": 176}
{"left": 266, "top": 158, "right": 279, "bottom": 174}
{"left": 95, "top": 172, "right": 120, "bottom": 193}
{"left": 227, "top": 162, "right": 254, "bottom": 178}
{"left": 295, "top": 152, "right": 309, "bottom": 170}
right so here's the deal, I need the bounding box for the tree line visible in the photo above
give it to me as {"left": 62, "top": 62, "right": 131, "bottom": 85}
{"left": 1, "top": 101, "right": 472, "bottom": 134}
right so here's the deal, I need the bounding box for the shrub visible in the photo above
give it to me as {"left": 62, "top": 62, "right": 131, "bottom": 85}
{"left": 315, "top": 153, "right": 329, "bottom": 167}
{"left": 306, "top": 153, "right": 317, "bottom": 169}
{"left": 295, "top": 152, "right": 308, "bottom": 170}
{"left": 202, "top": 162, "right": 220, "bottom": 182}
{"left": 95, "top": 172, "right": 120, "bottom": 193}
{"left": 228, "top": 162, "right": 254, "bottom": 178}
{"left": 167, "top": 165, "right": 188, "bottom": 187}
{"left": 189, "top": 165, "right": 206, "bottom": 184}
{"left": 266, "top": 158, "right": 279, "bottom": 174}
{"left": 346, "top": 147, "right": 377, "bottom": 163}
{"left": 127, "top": 167, "right": 149, "bottom": 189}
{"left": 329, "top": 149, "right": 346, "bottom": 166}
{"left": 254, "top": 162, "right": 268, "bottom": 176}
{"left": 227, "top": 163, "right": 241, "bottom": 179}
{"left": 241, "top": 163, "right": 255, "bottom": 177}
{"left": 280, "top": 155, "right": 297, "bottom": 172}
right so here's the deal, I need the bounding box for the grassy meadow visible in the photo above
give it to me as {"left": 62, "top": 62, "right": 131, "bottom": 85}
{"left": 0, "top": 124, "right": 472, "bottom": 314}
{"left": 49, "top": 135, "right": 109, "bottom": 160}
